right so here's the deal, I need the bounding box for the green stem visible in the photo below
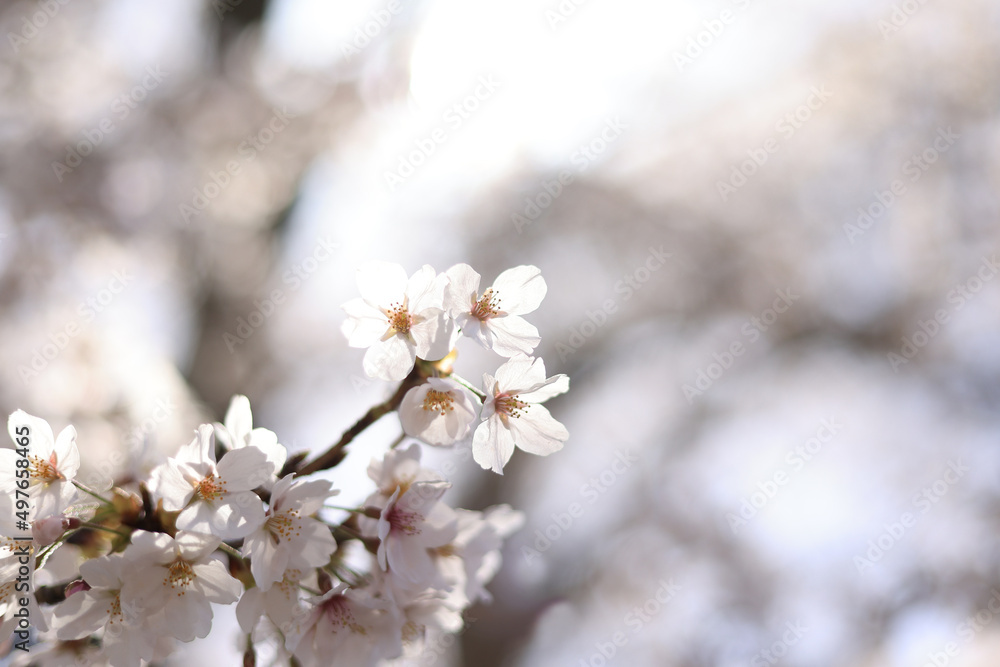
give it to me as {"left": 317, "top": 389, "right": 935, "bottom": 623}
{"left": 80, "top": 522, "right": 130, "bottom": 539}
{"left": 217, "top": 542, "right": 244, "bottom": 559}
{"left": 450, "top": 373, "right": 487, "bottom": 401}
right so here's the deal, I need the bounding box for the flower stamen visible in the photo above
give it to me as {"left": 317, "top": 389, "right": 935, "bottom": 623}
{"left": 470, "top": 288, "right": 501, "bottom": 321}
{"left": 421, "top": 389, "right": 455, "bottom": 416}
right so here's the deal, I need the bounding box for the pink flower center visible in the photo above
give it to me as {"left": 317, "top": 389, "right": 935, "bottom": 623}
{"left": 29, "top": 453, "right": 62, "bottom": 483}
{"left": 387, "top": 504, "right": 423, "bottom": 536}
{"left": 387, "top": 301, "right": 412, "bottom": 334}
{"left": 495, "top": 393, "right": 528, "bottom": 419}
{"left": 421, "top": 389, "right": 455, "bottom": 416}
{"left": 322, "top": 595, "right": 367, "bottom": 635}
{"left": 471, "top": 288, "right": 501, "bottom": 321}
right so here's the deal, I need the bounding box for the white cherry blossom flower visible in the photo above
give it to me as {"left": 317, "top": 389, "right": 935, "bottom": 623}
{"left": 236, "top": 567, "right": 308, "bottom": 636}
{"left": 444, "top": 264, "right": 546, "bottom": 356}
{"left": 242, "top": 474, "right": 338, "bottom": 591}
{"left": 361, "top": 482, "right": 458, "bottom": 587}
{"left": 149, "top": 424, "right": 270, "bottom": 539}
{"left": 214, "top": 394, "right": 287, "bottom": 478}
{"left": 285, "top": 583, "right": 403, "bottom": 666}
{"left": 341, "top": 262, "right": 454, "bottom": 381}
{"left": 399, "top": 377, "right": 479, "bottom": 446}
{"left": 53, "top": 553, "right": 161, "bottom": 666}
{"left": 435, "top": 504, "right": 524, "bottom": 608}
{"left": 367, "top": 443, "right": 446, "bottom": 500}
{"left": 1, "top": 411, "right": 80, "bottom": 520}
{"left": 121, "top": 530, "right": 242, "bottom": 643}
{"left": 473, "top": 355, "right": 569, "bottom": 474}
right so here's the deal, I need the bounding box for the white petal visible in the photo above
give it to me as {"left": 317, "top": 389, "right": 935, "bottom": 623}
{"left": 53, "top": 590, "right": 110, "bottom": 640}
{"left": 363, "top": 335, "right": 416, "bottom": 381}
{"left": 411, "top": 308, "right": 453, "bottom": 361}
{"left": 224, "top": 395, "right": 253, "bottom": 444}
{"left": 236, "top": 587, "right": 265, "bottom": 634}
{"left": 79, "top": 553, "right": 125, "bottom": 589}
{"left": 7, "top": 410, "right": 54, "bottom": 458}
{"left": 494, "top": 355, "right": 546, "bottom": 393}
{"left": 443, "top": 263, "right": 481, "bottom": 314}
{"left": 406, "top": 265, "right": 446, "bottom": 311}
{"left": 509, "top": 404, "right": 568, "bottom": 456}
{"left": 519, "top": 374, "right": 570, "bottom": 403}
{"left": 487, "top": 315, "right": 541, "bottom": 357}
{"left": 53, "top": 425, "right": 80, "bottom": 479}
{"left": 149, "top": 462, "right": 195, "bottom": 511}
{"left": 491, "top": 265, "right": 546, "bottom": 314}
{"left": 247, "top": 427, "right": 287, "bottom": 472}
{"left": 356, "top": 261, "right": 408, "bottom": 308}
{"left": 123, "top": 530, "right": 175, "bottom": 566}
{"left": 247, "top": 530, "right": 287, "bottom": 592}
{"left": 399, "top": 385, "right": 436, "bottom": 437}
{"left": 472, "top": 418, "right": 515, "bottom": 474}
{"left": 179, "top": 493, "right": 265, "bottom": 539}
{"left": 217, "top": 446, "right": 272, "bottom": 491}
{"left": 174, "top": 530, "right": 222, "bottom": 562}
{"left": 282, "top": 478, "right": 336, "bottom": 515}
{"left": 164, "top": 595, "right": 213, "bottom": 641}
{"left": 294, "top": 519, "right": 338, "bottom": 568}
{"left": 341, "top": 298, "right": 390, "bottom": 348}
{"left": 192, "top": 560, "right": 242, "bottom": 604}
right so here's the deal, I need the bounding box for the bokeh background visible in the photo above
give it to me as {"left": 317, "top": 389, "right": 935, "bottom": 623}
{"left": 2, "top": 0, "right": 1000, "bottom": 665}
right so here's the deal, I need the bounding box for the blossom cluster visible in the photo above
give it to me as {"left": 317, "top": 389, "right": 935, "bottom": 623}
{"left": 0, "top": 261, "right": 569, "bottom": 666}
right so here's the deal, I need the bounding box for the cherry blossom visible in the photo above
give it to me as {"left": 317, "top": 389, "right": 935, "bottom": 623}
{"left": 444, "top": 263, "right": 546, "bottom": 356}
{"left": 53, "top": 553, "right": 161, "bottom": 666}
{"left": 214, "top": 394, "right": 287, "bottom": 478}
{"left": 1, "top": 411, "right": 80, "bottom": 520}
{"left": 242, "top": 474, "right": 338, "bottom": 591}
{"left": 120, "top": 530, "right": 242, "bottom": 643}
{"left": 473, "top": 355, "right": 570, "bottom": 473}
{"left": 285, "top": 583, "right": 403, "bottom": 666}
{"left": 341, "top": 262, "right": 454, "bottom": 380}
{"left": 361, "top": 482, "right": 458, "bottom": 587}
{"left": 399, "top": 377, "right": 479, "bottom": 446}
{"left": 149, "top": 424, "right": 271, "bottom": 539}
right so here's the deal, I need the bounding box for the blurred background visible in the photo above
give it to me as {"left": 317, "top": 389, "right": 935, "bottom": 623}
{"left": 1, "top": 0, "right": 999, "bottom": 665}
